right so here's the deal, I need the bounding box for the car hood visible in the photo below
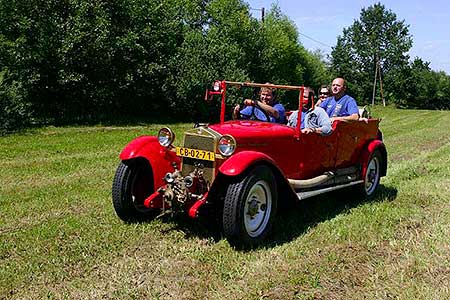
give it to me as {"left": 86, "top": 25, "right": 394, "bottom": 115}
{"left": 209, "top": 120, "right": 295, "bottom": 140}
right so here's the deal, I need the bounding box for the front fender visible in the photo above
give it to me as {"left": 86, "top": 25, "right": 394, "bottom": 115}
{"left": 218, "top": 151, "right": 278, "bottom": 176}
{"left": 119, "top": 136, "right": 180, "bottom": 188}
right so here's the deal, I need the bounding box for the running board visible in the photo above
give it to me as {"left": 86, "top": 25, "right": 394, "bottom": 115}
{"left": 296, "top": 180, "right": 363, "bottom": 200}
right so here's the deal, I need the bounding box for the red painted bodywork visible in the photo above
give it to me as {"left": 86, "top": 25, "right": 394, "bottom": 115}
{"left": 119, "top": 136, "right": 181, "bottom": 191}
{"left": 118, "top": 81, "right": 386, "bottom": 218}
{"left": 188, "top": 195, "right": 208, "bottom": 218}
{"left": 219, "top": 151, "right": 278, "bottom": 176}
{"left": 210, "top": 118, "right": 381, "bottom": 180}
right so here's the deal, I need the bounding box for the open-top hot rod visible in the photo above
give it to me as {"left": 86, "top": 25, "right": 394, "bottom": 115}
{"left": 112, "top": 81, "right": 387, "bottom": 248}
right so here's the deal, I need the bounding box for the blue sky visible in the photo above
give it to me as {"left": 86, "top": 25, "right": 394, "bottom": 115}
{"left": 246, "top": 0, "right": 450, "bottom": 74}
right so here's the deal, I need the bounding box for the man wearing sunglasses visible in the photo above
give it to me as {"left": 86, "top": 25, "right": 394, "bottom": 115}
{"left": 319, "top": 78, "right": 359, "bottom": 123}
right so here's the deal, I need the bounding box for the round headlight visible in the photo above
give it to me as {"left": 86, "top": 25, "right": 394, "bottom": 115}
{"left": 158, "top": 127, "right": 175, "bottom": 147}
{"left": 218, "top": 134, "right": 236, "bottom": 156}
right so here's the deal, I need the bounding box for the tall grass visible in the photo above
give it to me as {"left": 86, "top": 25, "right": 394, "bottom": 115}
{"left": 1, "top": 107, "right": 449, "bottom": 299}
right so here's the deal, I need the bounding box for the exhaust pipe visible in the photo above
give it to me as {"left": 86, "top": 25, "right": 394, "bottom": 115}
{"left": 288, "top": 166, "right": 358, "bottom": 189}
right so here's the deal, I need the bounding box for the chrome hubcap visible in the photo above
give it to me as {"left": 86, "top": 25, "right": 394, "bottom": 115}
{"left": 244, "top": 180, "right": 272, "bottom": 237}
{"left": 365, "top": 156, "right": 380, "bottom": 195}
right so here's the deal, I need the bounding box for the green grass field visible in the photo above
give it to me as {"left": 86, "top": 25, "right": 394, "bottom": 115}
{"left": 1, "top": 107, "right": 449, "bottom": 299}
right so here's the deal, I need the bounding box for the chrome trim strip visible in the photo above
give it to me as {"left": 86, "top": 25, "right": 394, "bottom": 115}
{"left": 296, "top": 180, "right": 364, "bottom": 200}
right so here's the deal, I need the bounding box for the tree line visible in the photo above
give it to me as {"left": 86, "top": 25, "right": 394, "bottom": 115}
{"left": 1, "top": 1, "right": 449, "bottom": 133}
{"left": 331, "top": 3, "right": 450, "bottom": 110}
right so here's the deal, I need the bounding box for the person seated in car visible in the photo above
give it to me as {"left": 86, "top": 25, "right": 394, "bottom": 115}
{"left": 316, "top": 85, "right": 330, "bottom": 107}
{"left": 287, "top": 87, "right": 332, "bottom": 135}
{"left": 320, "top": 77, "right": 359, "bottom": 123}
{"left": 233, "top": 84, "right": 286, "bottom": 123}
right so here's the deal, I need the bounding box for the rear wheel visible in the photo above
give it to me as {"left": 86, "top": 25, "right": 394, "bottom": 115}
{"left": 223, "top": 165, "right": 277, "bottom": 248}
{"left": 360, "top": 150, "right": 382, "bottom": 197}
{"left": 112, "top": 160, "right": 158, "bottom": 222}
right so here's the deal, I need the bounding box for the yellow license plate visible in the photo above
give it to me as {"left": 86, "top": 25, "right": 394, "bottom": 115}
{"left": 176, "top": 147, "right": 215, "bottom": 161}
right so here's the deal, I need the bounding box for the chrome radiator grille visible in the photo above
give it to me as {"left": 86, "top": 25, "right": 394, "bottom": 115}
{"left": 181, "top": 127, "right": 221, "bottom": 185}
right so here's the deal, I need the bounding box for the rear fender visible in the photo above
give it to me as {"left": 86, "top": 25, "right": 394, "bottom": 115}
{"left": 120, "top": 136, "right": 181, "bottom": 189}
{"left": 359, "top": 139, "right": 387, "bottom": 178}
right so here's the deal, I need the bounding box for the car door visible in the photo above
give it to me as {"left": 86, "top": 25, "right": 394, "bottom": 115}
{"left": 295, "top": 131, "right": 338, "bottom": 179}
{"left": 333, "top": 120, "right": 380, "bottom": 168}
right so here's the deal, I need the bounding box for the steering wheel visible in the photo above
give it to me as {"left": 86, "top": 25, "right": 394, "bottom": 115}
{"left": 239, "top": 100, "right": 271, "bottom": 122}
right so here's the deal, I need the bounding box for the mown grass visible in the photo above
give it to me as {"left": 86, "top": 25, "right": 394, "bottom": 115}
{"left": 1, "top": 107, "right": 449, "bottom": 299}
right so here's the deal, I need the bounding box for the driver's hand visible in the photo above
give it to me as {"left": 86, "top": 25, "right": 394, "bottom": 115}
{"left": 244, "top": 99, "right": 254, "bottom": 106}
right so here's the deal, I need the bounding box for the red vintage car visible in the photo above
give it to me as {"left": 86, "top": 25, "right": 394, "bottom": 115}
{"left": 112, "top": 81, "right": 387, "bottom": 248}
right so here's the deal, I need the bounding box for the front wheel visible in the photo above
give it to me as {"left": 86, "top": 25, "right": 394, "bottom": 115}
{"left": 112, "top": 160, "right": 158, "bottom": 222}
{"left": 222, "top": 165, "right": 277, "bottom": 248}
{"left": 360, "top": 149, "right": 382, "bottom": 197}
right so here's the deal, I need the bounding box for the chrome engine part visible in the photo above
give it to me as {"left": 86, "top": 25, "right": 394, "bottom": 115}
{"left": 159, "top": 162, "right": 210, "bottom": 215}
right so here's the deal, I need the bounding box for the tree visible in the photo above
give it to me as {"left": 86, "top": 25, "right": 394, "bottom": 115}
{"left": 1, "top": 0, "right": 333, "bottom": 131}
{"left": 434, "top": 71, "right": 450, "bottom": 109}
{"left": 0, "top": 69, "right": 31, "bottom": 133}
{"left": 330, "top": 3, "right": 412, "bottom": 104}
{"left": 404, "top": 58, "right": 450, "bottom": 109}
{"left": 170, "top": 0, "right": 254, "bottom": 121}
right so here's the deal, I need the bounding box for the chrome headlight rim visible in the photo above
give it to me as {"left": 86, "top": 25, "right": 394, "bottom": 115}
{"left": 158, "top": 127, "right": 175, "bottom": 147}
{"left": 218, "top": 134, "right": 236, "bottom": 156}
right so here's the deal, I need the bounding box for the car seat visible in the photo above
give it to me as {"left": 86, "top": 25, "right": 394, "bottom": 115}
{"left": 358, "top": 105, "right": 370, "bottom": 118}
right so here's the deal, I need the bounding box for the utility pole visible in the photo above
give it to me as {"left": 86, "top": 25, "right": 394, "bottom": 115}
{"left": 378, "top": 61, "right": 386, "bottom": 106}
{"left": 250, "top": 7, "right": 265, "bottom": 23}
{"left": 372, "top": 55, "right": 378, "bottom": 106}
{"left": 371, "top": 55, "right": 386, "bottom": 106}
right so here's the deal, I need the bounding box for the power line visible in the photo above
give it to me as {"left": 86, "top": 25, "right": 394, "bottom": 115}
{"left": 298, "top": 31, "right": 332, "bottom": 48}
{"left": 250, "top": 6, "right": 332, "bottom": 49}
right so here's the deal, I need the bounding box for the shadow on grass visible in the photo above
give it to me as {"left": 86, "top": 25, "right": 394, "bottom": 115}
{"left": 160, "top": 212, "right": 225, "bottom": 243}
{"left": 147, "top": 184, "right": 398, "bottom": 249}
{"left": 267, "top": 184, "right": 398, "bottom": 248}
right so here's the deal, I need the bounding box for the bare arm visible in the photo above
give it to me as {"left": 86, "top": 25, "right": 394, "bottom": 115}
{"left": 243, "top": 99, "right": 279, "bottom": 119}
{"left": 255, "top": 100, "right": 279, "bottom": 118}
{"left": 330, "top": 113, "right": 359, "bottom": 123}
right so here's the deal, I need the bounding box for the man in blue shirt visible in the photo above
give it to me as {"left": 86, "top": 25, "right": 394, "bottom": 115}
{"left": 233, "top": 85, "right": 285, "bottom": 123}
{"left": 320, "top": 78, "right": 359, "bottom": 123}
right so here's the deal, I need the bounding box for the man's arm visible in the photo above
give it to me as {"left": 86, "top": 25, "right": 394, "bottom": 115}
{"left": 318, "top": 109, "right": 332, "bottom": 135}
{"left": 302, "top": 108, "right": 332, "bottom": 135}
{"left": 257, "top": 101, "right": 279, "bottom": 119}
{"left": 330, "top": 113, "right": 359, "bottom": 123}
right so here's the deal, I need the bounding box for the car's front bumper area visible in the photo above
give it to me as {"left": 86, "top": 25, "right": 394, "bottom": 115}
{"left": 142, "top": 162, "right": 209, "bottom": 218}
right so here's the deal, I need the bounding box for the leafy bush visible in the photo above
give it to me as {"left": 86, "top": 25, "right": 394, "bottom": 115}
{"left": 0, "top": 70, "right": 32, "bottom": 134}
